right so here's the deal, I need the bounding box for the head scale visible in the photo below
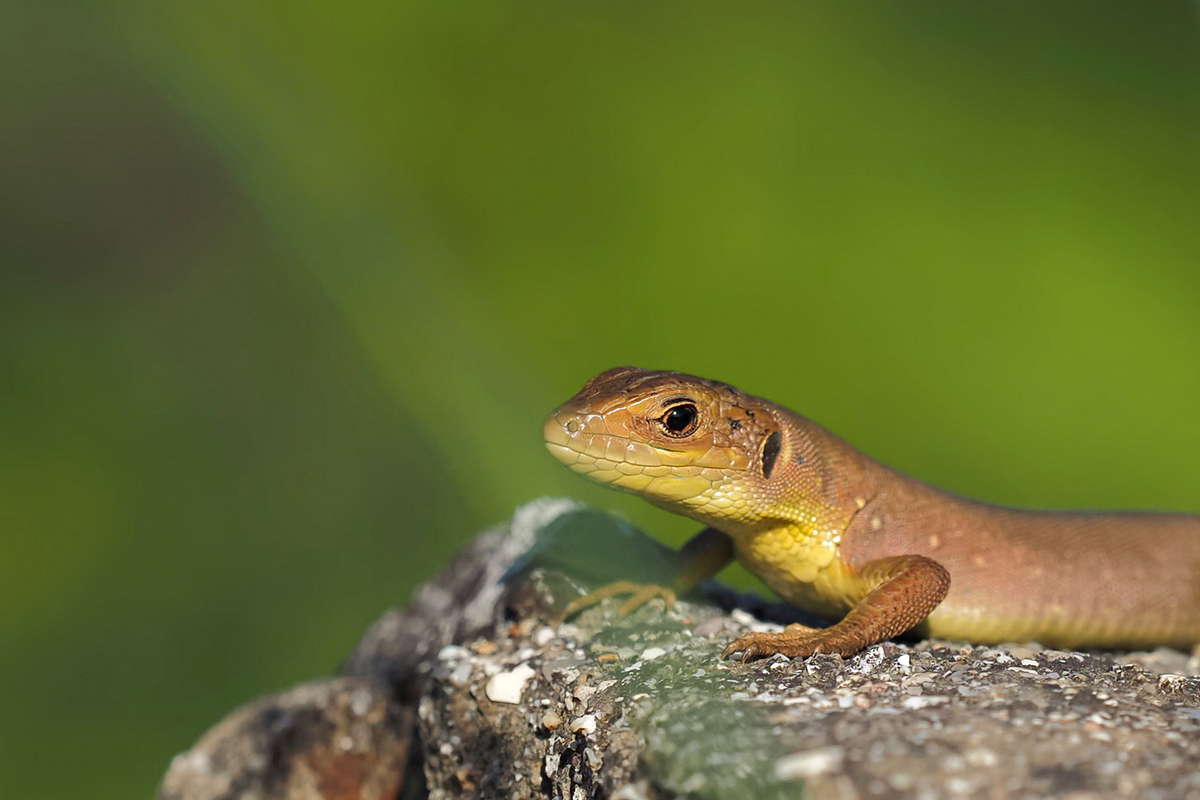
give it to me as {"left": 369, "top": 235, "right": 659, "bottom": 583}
{"left": 543, "top": 367, "right": 789, "bottom": 530}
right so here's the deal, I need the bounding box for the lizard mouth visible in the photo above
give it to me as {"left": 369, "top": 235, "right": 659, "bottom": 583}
{"left": 542, "top": 411, "right": 672, "bottom": 480}
{"left": 542, "top": 410, "right": 732, "bottom": 502}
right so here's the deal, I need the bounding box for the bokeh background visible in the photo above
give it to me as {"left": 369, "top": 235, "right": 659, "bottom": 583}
{"left": 4, "top": 1, "right": 1200, "bottom": 796}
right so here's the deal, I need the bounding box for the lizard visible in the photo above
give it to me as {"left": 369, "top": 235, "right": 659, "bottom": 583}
{"left": 542, "top": 366, "right": 1200, "bottom": 660}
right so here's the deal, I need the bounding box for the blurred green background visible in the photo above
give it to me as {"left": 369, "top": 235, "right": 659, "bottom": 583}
{"left": 4, "top": 1, "right": 1200, "bottom": 795}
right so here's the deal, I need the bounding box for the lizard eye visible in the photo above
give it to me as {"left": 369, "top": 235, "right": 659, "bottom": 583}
{"left": 660, "top": 403, "right": 699, "bottom": 437}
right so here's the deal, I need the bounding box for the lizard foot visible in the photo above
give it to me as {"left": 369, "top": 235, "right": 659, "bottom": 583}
{"left": 556, "top": 581, "right": 677, "bottom": 623}
{"left": 722, "top": 623, "right": 862, "bottom": 661}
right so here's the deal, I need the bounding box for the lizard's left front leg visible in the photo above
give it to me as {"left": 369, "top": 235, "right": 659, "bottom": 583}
{"left": 723, "top": 554, "right": 951, "bottom": 660}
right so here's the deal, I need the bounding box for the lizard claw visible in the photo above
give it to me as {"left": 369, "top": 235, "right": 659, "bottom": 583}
{"left": 722, "top": 624, "right": 858, "bottom": 661}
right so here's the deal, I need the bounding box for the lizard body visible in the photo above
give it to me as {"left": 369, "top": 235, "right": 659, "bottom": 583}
{"left": 543, "top": 367, "right": 1200, "bottom": 658}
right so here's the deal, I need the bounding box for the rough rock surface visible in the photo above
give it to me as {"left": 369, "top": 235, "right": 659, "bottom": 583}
{"left": 160, "top": 498, "right": 1200, "bottom": 800}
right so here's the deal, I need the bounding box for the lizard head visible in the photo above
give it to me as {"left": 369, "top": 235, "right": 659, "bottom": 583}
{"left": 543, "top": 367, "right": 792, "bottom": 530}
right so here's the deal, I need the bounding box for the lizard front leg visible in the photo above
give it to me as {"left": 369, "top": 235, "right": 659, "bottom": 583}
{"left": 723, "top": 555, "right": 951, "bottom": 660}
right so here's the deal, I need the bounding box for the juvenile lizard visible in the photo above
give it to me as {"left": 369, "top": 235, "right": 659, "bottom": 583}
{"left": 543, "top": 367, "right": 1200, "bottom": 659}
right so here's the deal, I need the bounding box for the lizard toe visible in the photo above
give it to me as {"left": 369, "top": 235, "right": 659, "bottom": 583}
{"left": 722, "top": 629, "right": 858, "bottom": 661}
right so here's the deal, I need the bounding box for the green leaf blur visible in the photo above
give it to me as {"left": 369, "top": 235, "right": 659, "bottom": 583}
{"left": 3, "top": 1, "right": 1199, "bottom": 796}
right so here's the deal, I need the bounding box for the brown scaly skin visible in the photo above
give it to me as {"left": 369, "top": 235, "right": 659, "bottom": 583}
{"left": 543, "top": 367, "right": 1200, "bottom": 660}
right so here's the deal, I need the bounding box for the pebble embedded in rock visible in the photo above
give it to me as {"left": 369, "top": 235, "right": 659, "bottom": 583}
{"left": 485, "top": 663, "right": 537, "bottom": 705}
{"left": 568, "top": 714, "right": 597, "bottom": 735}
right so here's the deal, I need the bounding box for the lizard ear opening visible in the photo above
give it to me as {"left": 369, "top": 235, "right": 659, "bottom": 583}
{"left": 761, "top": 430, "right": 782, "bottom": 479}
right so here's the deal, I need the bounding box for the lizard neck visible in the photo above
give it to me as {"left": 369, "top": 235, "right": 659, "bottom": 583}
{"left": 723, "top": 409, "right": 894, "bottom": 610}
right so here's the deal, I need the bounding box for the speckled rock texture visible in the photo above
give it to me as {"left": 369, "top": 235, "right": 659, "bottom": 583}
{"left": 160, "top": 499, "right": 1200, "bottom": 800}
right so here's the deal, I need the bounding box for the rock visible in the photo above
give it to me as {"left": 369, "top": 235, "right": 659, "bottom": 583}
{"left": 159, "top": 498, "right": 1200, "bottom": 800}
